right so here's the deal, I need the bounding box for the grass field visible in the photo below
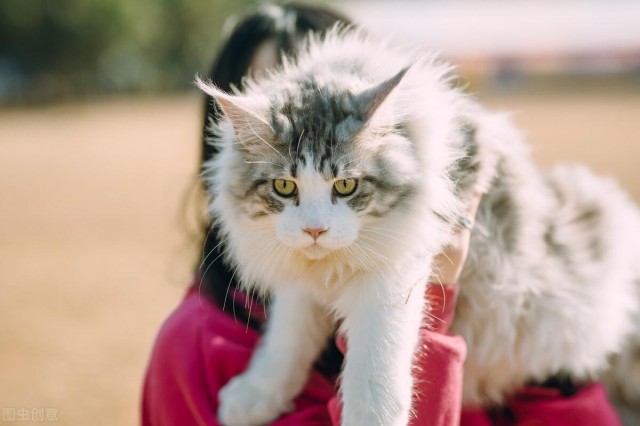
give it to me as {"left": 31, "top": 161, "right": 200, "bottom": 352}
{"left": 1, "top": 88, "right": 639, "bottom": 425}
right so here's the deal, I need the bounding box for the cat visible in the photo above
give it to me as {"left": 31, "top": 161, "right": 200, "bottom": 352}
{"left": 196, "top": 27, "right": 640, "bottom": 425}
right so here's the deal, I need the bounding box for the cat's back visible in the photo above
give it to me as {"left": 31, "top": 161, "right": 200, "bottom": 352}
{"left": 457, "top": 162, "right": 640, "bottom": 405}
{"left": 543, "top": 164, "right": 640, "bottom": 277}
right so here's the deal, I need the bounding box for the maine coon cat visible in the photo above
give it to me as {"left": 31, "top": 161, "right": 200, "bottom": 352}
{"left": 197, "top": 28, "right": 640, "bottom": 425}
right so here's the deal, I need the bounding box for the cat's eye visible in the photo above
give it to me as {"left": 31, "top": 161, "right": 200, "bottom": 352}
{"left": 333, "top": 178, "right": 358, "bottom": 196}
{"left": 273, "top": 179, "right": 297, "bottom": 197}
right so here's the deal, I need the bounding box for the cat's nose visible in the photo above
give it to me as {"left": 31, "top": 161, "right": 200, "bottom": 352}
{"left": 303, "top": 227, "right": 328, "bottom": 240}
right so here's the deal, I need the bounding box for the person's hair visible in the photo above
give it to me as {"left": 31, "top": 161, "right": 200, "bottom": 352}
{"left": 201, "top": 3, "right": 351, "bottom": 167}
{"left": 198, "top": 3, "right": 351, "bottom": 376}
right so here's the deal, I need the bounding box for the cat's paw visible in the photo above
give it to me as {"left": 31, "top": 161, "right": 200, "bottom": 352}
{"left": 217, "top": 374, "right": 293, "bottom": 426}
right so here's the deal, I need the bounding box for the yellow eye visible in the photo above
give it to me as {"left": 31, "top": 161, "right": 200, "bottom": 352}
{"left": 273, "top": 179, "right": 297, "bottom": 197}
{"left": 333, "top": 178, "right": 358, "bottom": 196}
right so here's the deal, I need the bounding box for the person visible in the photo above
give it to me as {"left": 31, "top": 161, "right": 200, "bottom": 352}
{"left": 141, "top": 4, "right": 622, "bottom": 425}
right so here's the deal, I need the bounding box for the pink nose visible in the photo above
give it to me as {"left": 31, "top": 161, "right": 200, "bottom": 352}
{"left": 303, "top": 227, "right": 327, "bottom": 240}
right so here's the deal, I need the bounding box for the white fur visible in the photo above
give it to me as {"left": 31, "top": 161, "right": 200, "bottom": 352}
{"left": 218, "top": 286, "right": 333, "bottom": 424}
{"left": 455, "top": 156, "right": 640, "bottom": 405}
{"left": 201, "top": 30, "right": 461, "bottom": 426}
{"left": 199, "top": 28, "right": 640, "bottom": 425}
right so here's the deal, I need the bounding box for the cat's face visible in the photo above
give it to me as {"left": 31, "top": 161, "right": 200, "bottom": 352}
{"left": 199, "top": 69, "right": 417, "bottom": 260}
{"left": 268, "top": 159, "right": 365, "bottom": 260}
{"left": 228, "top": 114, "right": 414, "bottom": 261}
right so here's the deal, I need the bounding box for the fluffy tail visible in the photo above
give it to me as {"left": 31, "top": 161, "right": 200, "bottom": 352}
{"left": 605, "top": 277, "right": 640, "bottom": 425}
{"left": 605, "top": 204, "right": 640, "bottom": 425}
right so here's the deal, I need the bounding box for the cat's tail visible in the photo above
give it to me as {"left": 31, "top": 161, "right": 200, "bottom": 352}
{"left": 605, "top": 300, "right": 640, "bottom": 425}
{"left": 544, "top": 164, "right": 640, "bottom": 424}
{"left": 605, "top": 226, "right": 640, "bottom": 425}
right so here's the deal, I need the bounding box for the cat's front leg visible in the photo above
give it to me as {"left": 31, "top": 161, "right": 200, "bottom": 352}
{"left": 217, "top": 285, "right": 333, "bottom": 426}
{"left": 337, "top": 271, "right": 427, "bottom": 426}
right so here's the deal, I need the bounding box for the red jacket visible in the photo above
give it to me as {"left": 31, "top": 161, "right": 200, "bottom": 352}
{"left": 141, "top": 284, "right": 621, "bottom": 426}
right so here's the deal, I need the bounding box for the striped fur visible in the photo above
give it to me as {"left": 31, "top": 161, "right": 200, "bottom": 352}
{"left": 197, "top": 27, "right": 640, "bottom": 425}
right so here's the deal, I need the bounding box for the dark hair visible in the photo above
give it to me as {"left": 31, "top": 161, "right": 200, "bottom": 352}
{"left": 198, "top": 3, "right": 351, "bottom": 376}
{"left": 201, "top": 3, "right": 351, "bottom": 166}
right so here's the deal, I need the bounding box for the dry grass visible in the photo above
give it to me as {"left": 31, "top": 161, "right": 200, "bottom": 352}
{"left": 0, "top": 89, "right": 638, "bottom": 425}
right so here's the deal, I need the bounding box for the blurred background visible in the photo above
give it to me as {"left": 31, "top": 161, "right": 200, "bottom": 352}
{"left": 1, "top": 0, "right": 639, "bottom": 424}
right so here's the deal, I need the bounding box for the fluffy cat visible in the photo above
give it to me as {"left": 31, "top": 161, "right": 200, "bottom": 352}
{"left": 197, "top": 28, "right": 640, "bottom": 425}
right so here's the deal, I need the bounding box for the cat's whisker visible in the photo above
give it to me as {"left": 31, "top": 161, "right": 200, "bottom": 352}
{"left": 269, "top": 239, "right": 291, "bottom": 292}
{"left": 339, "top": 170, "right": 365, "bottom": 178}
{"left": 361, "top": 225, "right": 411, "bottom": 237}
{"left": 428, "top": 265, "right": 447, "bottom": 312}
{"left": 334, "top": 150, "right": 365, "bottom": 167}
{"left": 246, "top": 239, "right": 280, "bottom": 280}
{"left": 351, "top": 244, "right": 388, "bottom": 300}
{"left": 244, "top": 161, "right": 287, "bottom": 171}
{"left": 359, "top": 233, "right": 419, "bottom": 255}
{"left": 351, "top": 241, "right": 389, "bottom": 287}
{"left": 342, "top": 245, "right": 366, "bottom": 284}
{"left": 246, "top": 286, "right": 257, "bottom": 332}
{"left": 246, "top": 117, "right": 290, "bottom": 166}
{"left": 360, "top": 227, "right": 415, "bottom": 251}
{"left": 329, "top": 131, "right": 334, "bottom": 162}
{"left": 341, "top": 151, "right": 380, "bottom": 167}
{"left": 283, "top": 247, "right": 293, "bottom": 277}
{"left": 355, "top": 238, "right": 394, "bottom": 264}
{"left": 199, "top": 235, "right": 230, "bottom": 271}
{"left": 422, "top": 308, "right": 447, "bottom": 326}
{"left": 200, "top": 225, "right": 214, "bottom": 263}
{"left": 439, "top": 251, "right": 455, "bottom": 267}
{"left": 361, "top": 224, "right": 408, "bottom": 234}
{"left": 244, "top": 238, "right": 283, "bottom": 292}
{"left": 202, "top": 225, "right": 276, "bottom": 273}
{"left": 343, "top": 244, "right": 371, "bottom": 280}
{"left": 358, "top": 238, "right": 394, "bottom": 264}
{"left": 229, "top": 238, "right": 282, "bottom": 325}
{"left": 340, "top": 157, "right": 364, "bottom": 167}
{"left": 295, "top": 129, "right": 305, "bottom": 160}
{"left": 357, "top": 236, "right": 409, "bottom": 270}
{"left": 198, "top": 246, "right": 229, "bottom": 300}
{"left": 287, "top": 135, "right": 294, "bottom": 165}
{"left": 429, "top": 266, "right": 445, "bottom": 284}
{"left": 222, "top": 235, "right": 271, "bottom": 304}
{"left": 267, "top": 246, "right": 293, "bottom": 299}
{"left": 224, "top": 261, "right": 243, "bottom": 323}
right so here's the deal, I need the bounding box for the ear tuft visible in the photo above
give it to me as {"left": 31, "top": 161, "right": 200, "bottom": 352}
{"left": 353, "top": 66, "right": 410, "bottom": 122}
{"left": 194, "top": 75, "right": 223, "bottom": 99}
{"left": 195, "top": 75, "right": 273, "bottom": 146}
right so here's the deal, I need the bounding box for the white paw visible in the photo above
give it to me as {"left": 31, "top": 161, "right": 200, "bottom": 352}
{"left": 217, "top": 374, "right": 293, "bottom": 426}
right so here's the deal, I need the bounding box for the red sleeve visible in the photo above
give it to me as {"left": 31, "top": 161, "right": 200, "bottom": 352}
{"left": 141, "top": 289, "right": 337, "bottom": 426}
{"left": 141, "top": 292, "right": 220, "bottom": 426}
{"left": 145, "top": 284, "right": 621, "bottom": 426}
{"left": 503, "top": 382, "right": 621, "bottom": 426}
{"left": 459, "top": 382, "right": 623, "bottom": 426}
{"left": 411, "top": 284, "right": 467, "bottom": 426}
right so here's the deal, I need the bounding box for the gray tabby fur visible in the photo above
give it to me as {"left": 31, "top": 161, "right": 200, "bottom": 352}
{"left": 198, "top": 26, "right": 640, "bottom": 422}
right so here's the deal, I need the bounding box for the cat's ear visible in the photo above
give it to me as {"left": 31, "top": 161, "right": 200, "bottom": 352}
{"left": 353, "top": 66, "right": 410, "bottom": 122}
{"left": 195, "top": 77, "right": 273, "bottom": 143}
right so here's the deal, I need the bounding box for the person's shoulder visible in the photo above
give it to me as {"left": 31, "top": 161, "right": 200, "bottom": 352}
{"left": 150, "top": 287, "right": 212, "bottom": 364}
{"left": 142, "top": 287, "right": 223, "bottom": 424}
{"left": 148, "top": 284, "right": 263, "bottom": 373}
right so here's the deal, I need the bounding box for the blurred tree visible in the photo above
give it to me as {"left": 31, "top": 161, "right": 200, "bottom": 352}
{"left": 0, "top": 0, "right": 258, "bottom": 103}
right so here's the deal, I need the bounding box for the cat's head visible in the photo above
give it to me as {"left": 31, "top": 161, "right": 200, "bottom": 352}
{"left": 198, "top": 68, "right": 420, "bottom": 261}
